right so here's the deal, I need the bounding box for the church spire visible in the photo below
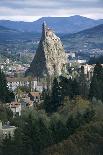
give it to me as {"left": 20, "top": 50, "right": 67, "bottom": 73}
{"left": 42, "top": 21, "right": 47, "bottom": 38}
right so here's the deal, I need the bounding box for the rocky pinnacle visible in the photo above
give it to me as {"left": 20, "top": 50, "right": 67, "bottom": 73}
{"left": 26, "top": 22, "right": 67, "bottom": 78}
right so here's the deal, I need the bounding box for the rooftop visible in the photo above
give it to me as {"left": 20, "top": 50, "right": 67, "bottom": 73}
{"left": 9, "top": 102, "right": 21, "bottom": 108}
{"left": 6, "top": 77, "right": 37, "bottom": 82}
{"left": 29, "top": 92, "right": 41, "bottom": 97}
{"left": 2, "top": 125, "right": 16, "bottom": 129}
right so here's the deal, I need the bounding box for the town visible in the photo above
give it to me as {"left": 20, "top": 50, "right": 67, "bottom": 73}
{"left": 0, "top": 15, "right": 103, "bottom": 155}
{"left": 0, "top": 23, "right": 101, "bottom": 140}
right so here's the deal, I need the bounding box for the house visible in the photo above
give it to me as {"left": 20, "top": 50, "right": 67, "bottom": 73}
{"left": 7, "top": 102, "right": 21, "bottom": 117}
{"left": 7, "top": 77, "right": 38, "bottom": 91}
{"left": 21, "top": 97, "right": 33, "bottom": 109}
{"left": 0, "top": 121, "right": 16, "bottom": 140}
{"left": 36, "top": 82, "right": 47, "bottom": 92}
{"left": 28, "top": 92, "right": 41, "bottom": 103}
{"left": 82, "top": 64, "right": 94, "bottom": 80}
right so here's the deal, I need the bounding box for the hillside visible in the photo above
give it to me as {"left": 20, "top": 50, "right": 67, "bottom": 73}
{"left": 0, "top": 26, "right": 12, "bottom": 31}
{"left": 0, "top": 26, "right": 40, "bottom": 42}
{"left": 42, "top": 121, "right": 103, "bottom": 155}
{"left": 62, "top": 24, "right": 103, "bottom": 51}
{"left": 0, "top": 20, "right": 103, "bottom": 61}
{"left": 0, "top": 15, "right": 103, "bottom": 34}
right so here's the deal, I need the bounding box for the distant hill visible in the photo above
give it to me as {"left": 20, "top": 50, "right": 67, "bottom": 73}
{"left": 0, "top": 22, "right": 103, "bottom": 55}
{"left": 0, "top": 15, "right": 103, "bottom": 34}
{"left": 62, "top": 24, "right": 103, "bottom": 51}
{"left": 0, "top": 25, "right": 16, "bottom": 32}
{"left": 88, "top": 55, "right": 103, "bottom": 64}
{"left": 0, "top": 25, "right": 40, "bottom": 42}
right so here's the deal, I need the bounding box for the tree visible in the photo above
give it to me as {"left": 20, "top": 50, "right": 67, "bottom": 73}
{"left": 59, "top": 76, "right": 80, "bottom": 99}
{"left": 0, "top": 105, "right": 13, "bottom": 122}
{"left": 44, "top": 76, "right": 80, "bottom": 113}
{"left": 16, "top": 113, "right": 52, "bottom": 155}
{"left": 71, "top": 79, "right": 80, "bottom": 98}
{"left": 0, "top": 69, "right": 15, "bottom": 103}
{"left": 44, "top": 91, "right": 52, "bottom": 113}
{"left": 50, "top": 78, "right": 63, "bottom": 112}
{"left": 50, "top": 119, "right": 68, "bottom": 143}
{"left": 79, "top": 66, "right": 89, "bottom": 98}
{"left": 89, "top": 63, "right": 103, "bottom": 101}
{"left": 59, "top": 76, "right": 72, "bottom": 99}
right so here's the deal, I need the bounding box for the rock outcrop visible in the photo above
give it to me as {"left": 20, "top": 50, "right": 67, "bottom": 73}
{"left": 26, "top": 22, "right": 67, "bottom": 78}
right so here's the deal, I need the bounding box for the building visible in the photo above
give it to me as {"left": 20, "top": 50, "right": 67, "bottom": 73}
{"left": 7, "top": 77, "right": 47, "bottom": 92}
{"left": 21, "top": 96, "right": 34, "bottom": 109}
{"left": 36, "top": 82, "right": 47, "bottom": 92}
{"left": 77, "top": 59, "right": 86, "bottom": 64}
{"left": 0, "top": 121, "right": 16, "bottom": 140}
{"left": 82, "top": 64, "right": 94, "bottom": 80}
{"left": 7, "top": 102, "right": 21, "bottom": 117}
{"left": 28, "top": 92, "right": 41, "bottom": 103}
{"left": 7, "top": 77, "right": 38, "bottom": 91}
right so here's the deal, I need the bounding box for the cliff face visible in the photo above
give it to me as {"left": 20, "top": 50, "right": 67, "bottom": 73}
{"left": 27, "top": 22, "right": 67, "bottom": 78}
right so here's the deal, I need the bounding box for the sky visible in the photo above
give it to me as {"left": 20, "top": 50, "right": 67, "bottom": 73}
{"left": 0, "top": 0, "right": 103, "bottom": 21}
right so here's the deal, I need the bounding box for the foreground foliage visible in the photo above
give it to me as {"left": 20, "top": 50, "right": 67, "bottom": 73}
{"left": 1, "top": 64, "right": 103, "bottom": 155}
{"left": 42, "top": 121, "right": 103, "bottom": 155}
{"left": 1, "top": 97, "right": 103, "bottom": 155}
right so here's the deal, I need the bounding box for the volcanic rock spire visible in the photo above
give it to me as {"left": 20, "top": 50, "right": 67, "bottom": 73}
{"left": 26, "top": 22, "right": 67, "bottom": 78}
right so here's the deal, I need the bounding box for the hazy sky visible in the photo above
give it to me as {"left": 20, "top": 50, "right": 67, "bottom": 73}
{"left": 0, "top": 0, "right": 103, "bottom": 21}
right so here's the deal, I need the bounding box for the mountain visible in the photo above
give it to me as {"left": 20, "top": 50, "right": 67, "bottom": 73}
{"left": 26, "top": 22, "right": 67, "bottom": 78}
{"left": 0, "top": 25, "right": 16, "bottom": 32}
{"left": 62, "top": 24, "right": 103, "bottom": 51}
{"left": 0, "top": 15, "right": 103, "bottom": 34}
{"left": 0, "top": 25, "right": 40, "bottom": 42}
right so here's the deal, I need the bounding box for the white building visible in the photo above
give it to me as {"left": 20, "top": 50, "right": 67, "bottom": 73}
{"left": 7, "top": 102, "right": 21, "bottom": 116}
{"left": 7, "top": 77, "right": 38, "bottom": 91}
{"left": 0, "top": 121, "right": 16, "bottom": 140}
{"left": 77, "top": 59, "right": 86, "bottom": 64}
{"left": 82, "top": 64, "right": 94, "bottom": 80}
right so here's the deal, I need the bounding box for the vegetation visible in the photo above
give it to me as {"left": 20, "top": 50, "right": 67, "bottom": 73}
{"left": 0, "top": 69, "right": 15, "bottom": 103}
{"left": 89, "top": 63, "right": 103, "bottom": 101}
{"left": 1, "top": 95, "right": 103, "bottom": 155}
{"left": 42, "top": 121, "right": 103, "bottom": 155}
{"left": 79, "top": 66, "right": 89, "bottom": 98}
{"left": 0, "top": 64, "right": 103, "bottom": 155}
{"left": 1, "top": 97, "right": 98, "bottom": 155}
{"left": 0, "top": 105, "right": 13, "bottom": 122}
{"left": 44, "top": 76, "right": 80, "bottom": 113}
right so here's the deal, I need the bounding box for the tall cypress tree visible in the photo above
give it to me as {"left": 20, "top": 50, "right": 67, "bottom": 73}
{"left": 51, "top": 78, "right": 63, "bottom": 112}
{"left": 89, "top": 63, "right": 103, "bottom": 101}
{"left": 71, "top": 79, "right": 80, "bottom": 98}
{"left": 0, "top": 69, "right": 14, "bottom": 103}
{"left": 79, "top": 66, "right": 89, "bottom": 98}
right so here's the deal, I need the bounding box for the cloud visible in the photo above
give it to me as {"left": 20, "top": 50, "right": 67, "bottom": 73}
{"left": 0, "top": 0, "right": 102, "bottom": 21}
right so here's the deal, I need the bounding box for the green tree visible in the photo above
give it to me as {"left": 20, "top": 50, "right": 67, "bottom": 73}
{"left": 59, "top": 76, "right": 72, "bottom": 99}
{"left": 50, "top": 119, "right": 68, "bottom": 143}
{"left": 79, "top": 66, "right": 89, "bottom": 98}
{"left": 2, "top": 135, "right": 14, "bottom": 155}
{"left": 89, "top": 63, "right": 103, "bottom": 101}
{"left": 50, "top": 78, "right": 63, "bottom": 112}
{"left": 59, "top": 76, "right": 80, "bottom": 99}
{"left": 44, "top": 91, "right": 52, "bottom": 113}
{"left": 19, "top": 113, "right": 52, "bottom": 155}
{"left": 0, "top": 105, "right": 13, "bottom": 122}
{"left": 71, "top": 79, "right": 80, "bottom": 98}
{"left": 0, "top": 69, "right": 14, "bottom": 103}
